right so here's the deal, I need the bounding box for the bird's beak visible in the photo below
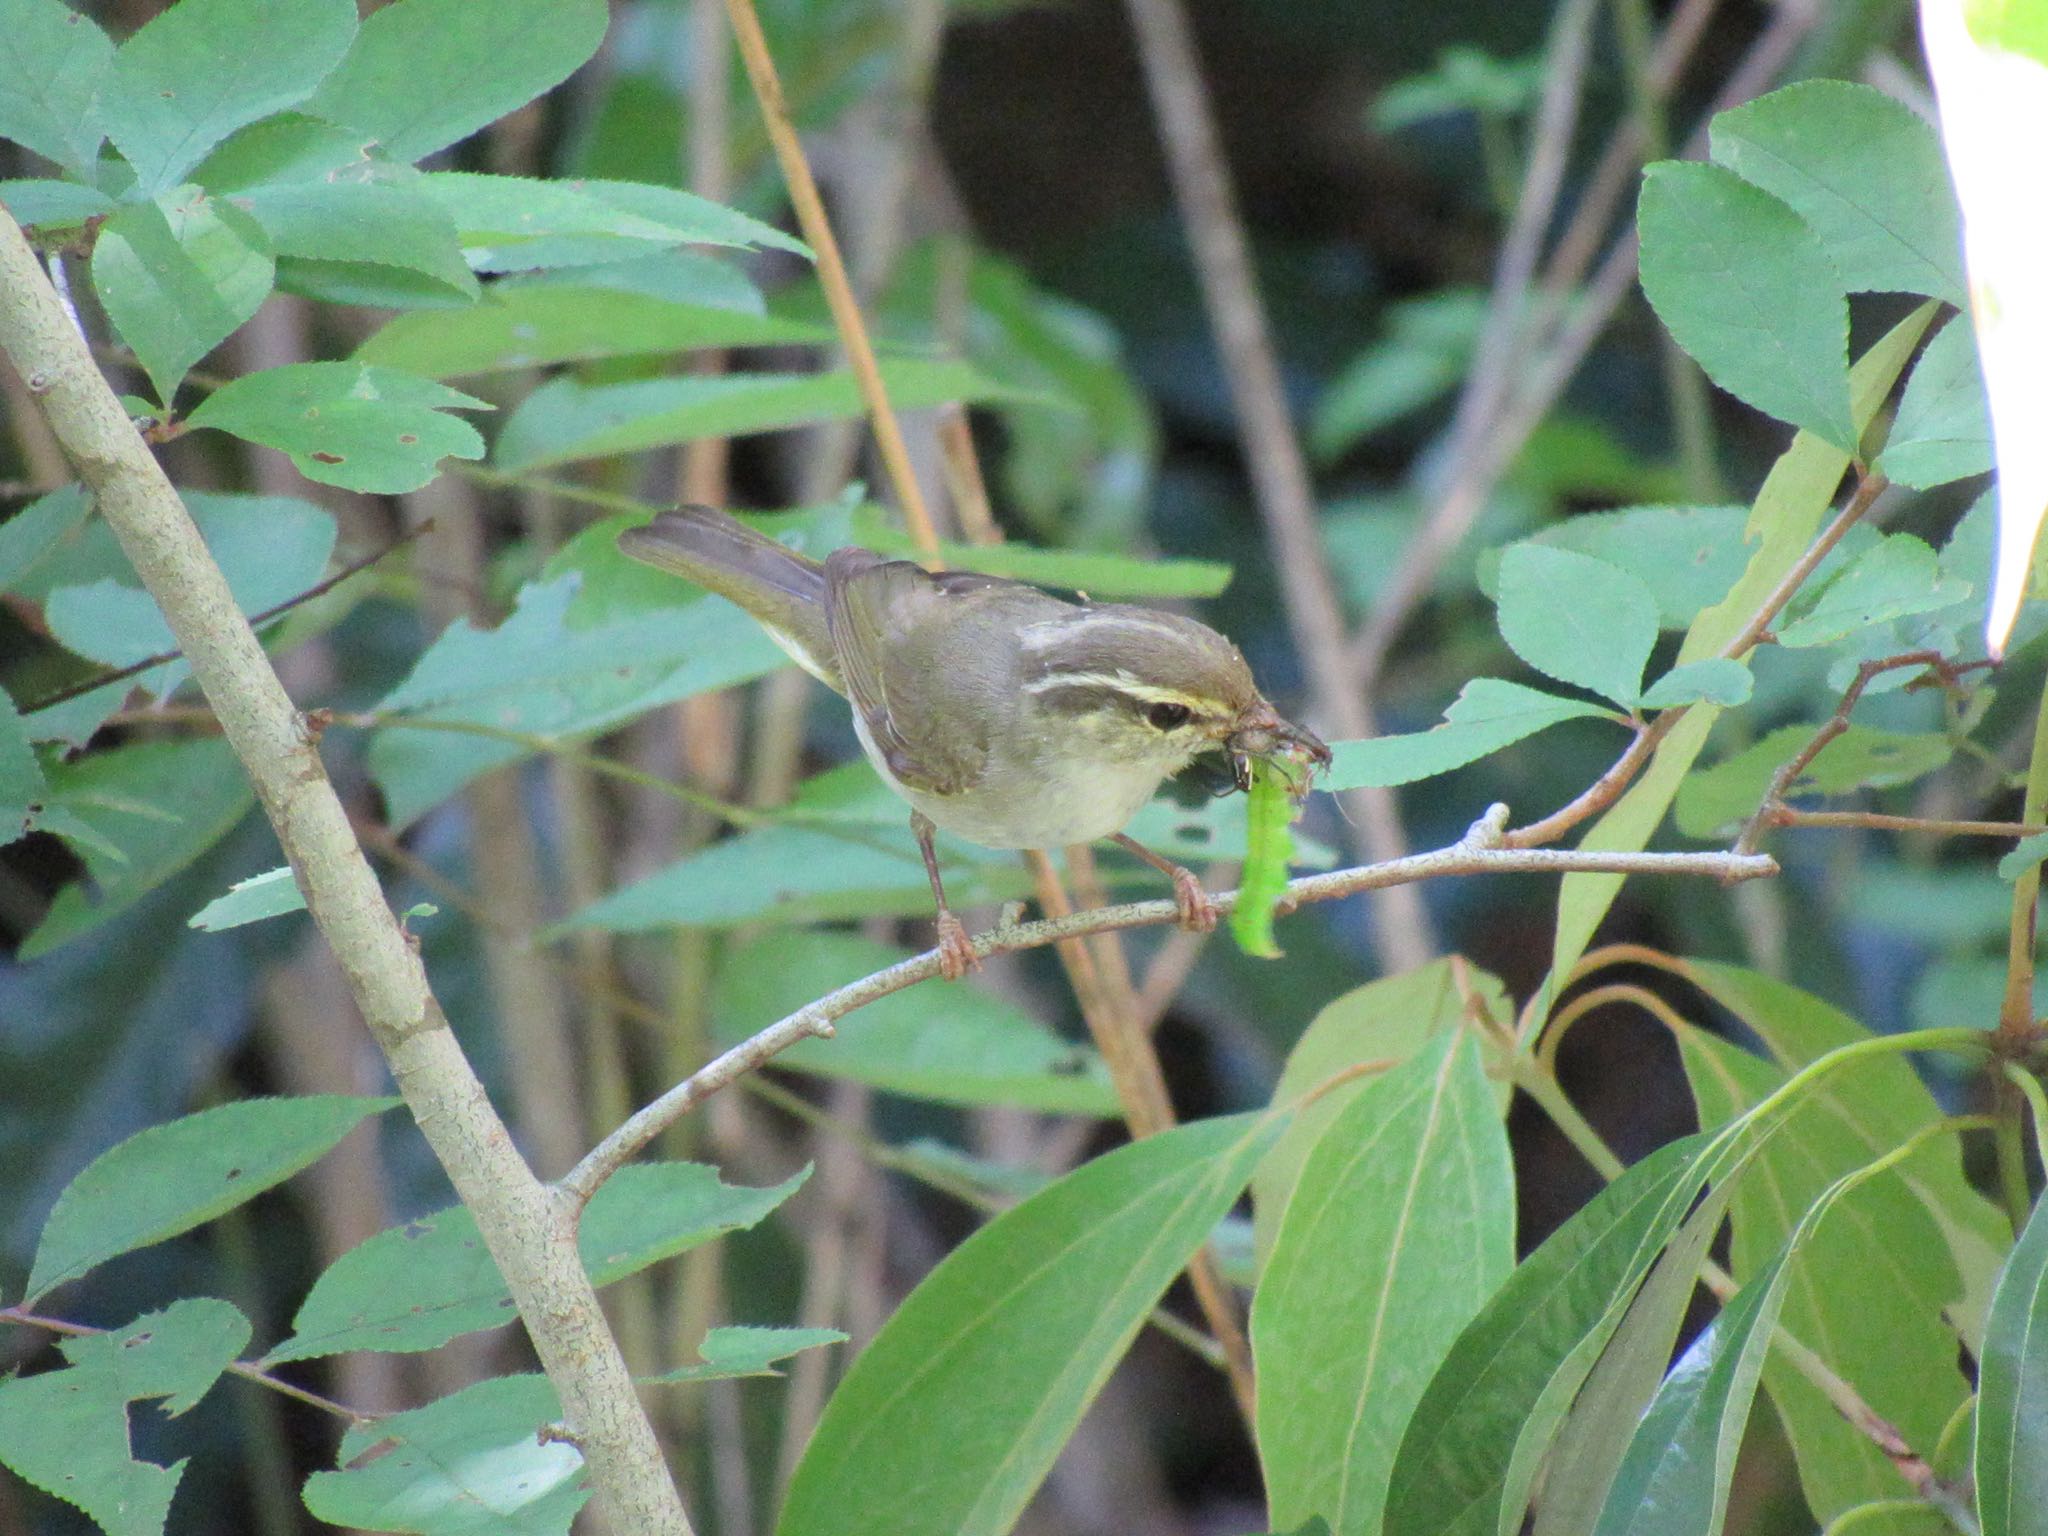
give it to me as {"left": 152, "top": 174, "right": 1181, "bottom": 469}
{"left": 1224, "top": 702, "right": 1331, "bottom": 791}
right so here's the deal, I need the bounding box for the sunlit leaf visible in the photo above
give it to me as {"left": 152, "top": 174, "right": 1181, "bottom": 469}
{"left": 1496, "top": 543, "right": 1661, "bottom": 705}
{"left": 187, "top": 866, "right": 305, "bottom": 931}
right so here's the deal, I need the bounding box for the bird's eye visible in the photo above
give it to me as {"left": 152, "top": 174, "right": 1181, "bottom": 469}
{"left": 1146, "top": 701, "right": 1193, "bottom": 730}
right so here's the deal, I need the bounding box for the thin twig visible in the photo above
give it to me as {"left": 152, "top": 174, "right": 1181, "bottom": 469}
{"left": 560, "top": 807, "right": 1776, "bottom": 1199}
{"left": 1121, "top": 0, "right": 1434, "bottom": 972}
{"left": 1767, "top": 808, "right": 2047, "bottom": 839}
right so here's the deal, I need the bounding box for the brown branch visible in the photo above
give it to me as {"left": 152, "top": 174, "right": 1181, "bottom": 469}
{"left": 1767, "top": 808, "right": 2044, "bottom": 839}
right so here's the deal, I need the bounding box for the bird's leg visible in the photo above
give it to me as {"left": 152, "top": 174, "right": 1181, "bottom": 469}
{"left": 912, "top": 811, "right": 980, "bottom": 980}
{"left": 1110, "top": 832, "right": 1217, "bottom": 933}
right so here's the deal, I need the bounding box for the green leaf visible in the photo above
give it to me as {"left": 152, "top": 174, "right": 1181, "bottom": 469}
{"left": 22, "top": 737, "right": 257, "bottom": 958}
{"left": 1709, "top": 81, "right": 1966, "bottom": 305}
{"left": 188, "top": 865, "right": 304, "bottom": 931}
{"left": 847, "top": 507, "right": 1232, "bottom": 599}
{"left": 0, "top": 687, "right": 46, "bottom": 843}
{"left": 1310, "top": 288, "right": 1486, "bottom": 460}
{"left": 268, "top": 1162, "right": 804, "bottom": 1363}
{"left": 302, "top": 1374, "right": 585, "bottom": 1536}
{"left": 1373, "top": 46, "right": 1544, "bottom": 128}
{"left": 1381, "top": 1134, "right": 1716, "bottom": 1536}
{"left": 1999, "top": 832, "right": 2048, "bottom": 880}
{"left": 418, "top": 172, "right": 808, "bottom": 271}
{"left": 1637, "top": 658, "right": 1752, "bottom": 709}
{"left": 1252, "top": 959, "right": 1511, "bottom": 1267}
{"left": 1674, "top": 722, "right": 1953, "bottom": 840}
{"left": 356, "top": 279, "right": 827, "bottom": 378}
{"left": 778, "top": 1113, "right": 1283, "bottom": 1536}
{"left": 1255, "top": 1035, "right": 1515, "bottom": 1536}
{"left": 239, "top": 179, "right": 478, "bottom": 301}
{"left": 1508, "top": 505, "right": 1752, "bottom": 629}
{"left": 0, "top": 0, "right": 114, "bottom": 176}
{"left": 0, "top": 178, "right": 114, "bottom": 230}
{"left": 0, "top": 1298, "right": 250, "bottom": 1536}
{"left": 1637, "top": 161, "right": 1855, "bottom": 449}
{"left": 0, "top": 484, "right": 91, "bottom": 594}
{"left": 493, "top": 360, "right": 1033, "bottom": 473}
{"left": 99, "top": 0, "right": 355, "bottom": 195}
{"left": 187, "top": 111, "right": 384, "bottom": 192}
{"left": 301, "top": 0, "right": 606, "bottom": 165}
{"left": 711, "top": 931, "right": 1117, "bottom": 1114}
{"left": 1875, "top": 316, "right": 1993, "bottom": 489}
{"left": 26, "top": 1095, "right": 392, "bottom": 1302}
{"left": 185, "top": 362, "right": 488, "bottom": 493}
{"left": 1968, "top": 0, "right": 2048, "bottom": 64}
{"left": 1776, "top": 532, "right": 1969, "bottom": 647}
{"left": 1978, "top": 1193, "right": 2048, "bottom": 1536}
{"left": 90, "top": 186, "right": 274, "bottom": 407}
{"left": 1497, "top": 543, "right": 1661, "bottom": 705}
{"left": 1323, "top": 678, "right": 1617, "bottom": 790}
{"left": 649, "top": 1326, "right": 848, "bottom": 1385}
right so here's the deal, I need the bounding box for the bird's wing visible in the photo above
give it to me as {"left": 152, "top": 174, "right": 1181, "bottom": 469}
{"left": 822, "top": 548, "right": 995, "bottom": 796}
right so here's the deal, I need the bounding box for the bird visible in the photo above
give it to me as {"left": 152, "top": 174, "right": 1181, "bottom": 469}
{"left": 618, "top": 505, "right": 1329, "bottom": 979}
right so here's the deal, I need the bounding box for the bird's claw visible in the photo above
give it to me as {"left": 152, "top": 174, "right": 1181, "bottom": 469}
{"left": 1170, "top": 867, "right": 1219, "bottom": 933}
{"left": 935, "top": 911, "right": 982, "bottom": 981}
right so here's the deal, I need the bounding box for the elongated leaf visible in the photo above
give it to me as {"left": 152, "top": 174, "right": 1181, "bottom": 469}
{"left": 713, "top": 931, "right": 1117, "bottom": 1115}
{"left": 492, "top": 361, "right": 1031, "bottom": 472}
{"left": 0, "top": 687, "right": 45, "bottom": 843}
{"left": 1324, "top": 678, "right": 1617, "bottom": 790}
{"left": 301, "top": 0, "right": 607, "bottom": 165}
{"left": 185, "top": 362, "right": 488, "bottom": 494}
{"left": 239, "top": 179, "right": 478, "bottom": 301}
{"left": 302, "top": 1374, "right": 585, "bottom": 1536}
{"left": 1979, "top": 1194, "right": 2048, "bottom": 1536}
{"left": 91, "top": 187, "right": 274, "bottom": 407}
{"left": 650, "top": 1326, "right": 848, "bottom": 1385}
{"left": 1496, "top": 542, "right": 1661, "bottom": 706}
{"left": 1775, "top": 532, "right": 1968, "bottom": 647}
{"left": 0, "top": 0, "right": 114, "bottom": 177}
{"left": 1255, "top": 1035, "right": 1515, "bottom": 1536}
{"left": 268, "top": 1162, "right": 804, "bottom": 1362}
{"left": 419, "top": 172, "right": 807, "bottom": 270}
{"left": 1876, "top": 315, "right": 1993, "bottom": 489}
{"left": 26, "top": 1096, "right": 392, "bottom": 1302}
{"left": 778, "top": 1113, "right": 1284, "bottom": 1536}
{"left": 0, "top": 1297, "right": 249, "bottom": 1536}
{"left": 100, "top": 0, "right": 354, "bottom": 194}
{"left": 1638, "top": 161, "right": 1855, "bottom": 449}
{"left": 188, "top": 866, "right": 304, "bottom": 931}
{"left": 848, "top": 510, "right": 1233, "bottom": 599}
{"left": 1709, "top": 81, "right": 1966, "bottom": 305}
{"left": 1674, "top": 721, "right": 1952, "bottom": 840}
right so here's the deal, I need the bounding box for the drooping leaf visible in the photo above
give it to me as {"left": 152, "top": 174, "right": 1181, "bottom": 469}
{"left": 712, "top": 931, "right": 1118, "bottom": 1115}
{"left": 184, "top": 362, "right": 489, "bottom": 493}
{"left": 267, "top": 1163, "right": 805, "bottom": 1363}
{"left": 0, "top": 1298, "right": 250, "bottom": 1536}
{"left": 777, "top": 1113, "right": 1283, "bottom": 1536}
{"left": 0, "top": 0, "right": 114, "bottom": 178}
{"left": 1709, "top": 81, "right": 1966, "bottom": 305}
{"left": 1255, "top": 1035, "right": 1515, "bottom": 1536}
{"left": 491, "top": 360, "right": 1032, "bottom": 472}
{"left": 1496, "top": 543, "right": 1662, "bottom": 705}
{"left": 1637, "top": 161, "right": 1856, "bottom": 450}
{"left": 301, "top": 0, "right": 607, "bottom": 165}
{"left": 90, "top": 187, "right": 274, "bottom": 407}
{"left": 1978, "top": 1193, "right": 2048, "bottom": 1536}
{"left": 301, "top": 1374, "right": 585, "bottom": 1536}
{"left": 1876, "top": 316, "right": 1994, "bottom": 490}
{"left": 187, "top": 866, "right": 305, "bottom": 931}
{"left": 1323, "top": 678, "right": 1617, "bottom": 790}
{"left": 98, "top": 0, "right": 354, "bottom": 194}
{"left": 649, "top": 1326, "right": 849, "bottom": 1385}
{"left": 26, "top": 1095, "right": 393, "bottom": 1302}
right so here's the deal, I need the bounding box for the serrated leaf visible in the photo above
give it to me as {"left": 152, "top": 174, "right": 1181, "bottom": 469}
{"left": 90, "top": 187, "right": 274, "bottom": 407}
{"left": 419, "top": 172, "right": 808, "bottom": 271}
{"left": 1978, "top": 1193, "right": 2048, "bottom": 1536}
{"left": 649, "top": 1326, "right": 848, "bottom": 1384}
{"left": 0, "top": 0, "right": 114, "bottom": 176}
{"left": 1255, "top": 1035, "right": 1515, "bottom": 1536}
{"left": 268, "top": 1163, "right": 804, "bottom": 1362}
{"left": 492, "top": 360, "right": 1032, "bottom": 472}
{"left": 239, "top": 179, "right": 477, "bottom": 301}
{"left": 0, "top": 177, "right": 114, "bottom": 229}
{"left": 1637, "top": 161, "right": 1856, "bottom": 449}
{"left": 99, "top": 0, "right": 355, "bottom": 195}
{"left": 188, "top": 865, "right": 304, "bottom": 931}
{"left": 0, "top": 687, "right": 46, "bottom": 844}
{"left": 301, "top": 0, "right": 606, "bottom": 165}
{"left": 1637, "top": 658, "right": 1752, "bottom": 709}
{"left": 1674, "top": 722, "right": 1953, "bottom": 839}
{"left": 778, "top": 1113, "right": 1284, "bottom": 1536}
{"left": 1876, "top": 315, "right": 1993, "bottom": 489}
{"left": 187, "top": 111, "right": 383, "bottom": 192}
{"left": 26, "top": 1095, "right": 393, "bottom": 1301}
{"left": 1496, "top": 542, "right": 1662, "bottom": 704}
{"left": 1776, "top": 533, "right": 1969, "bottom": 646}
{"left": 711, "top": 931, "right": 1118, "bottom": 1115}
{"left": 302, "top": 1374, "right": 585, "bottom": 1536}
{"left": 1709, "top": 81, "right": 1966, "bottom": 305}
{"left": 0, "top": 484, "right": 90, "bottom": 594}
{"left": 185, "top": 362, "right": 488, "bottom": 493}
{"left": 0, "top": 1298, "right": 249, "bottom": 1536}
{"left": 1323, "top": 678, "right": 1617, "bottom": 790}
{"left": 1511, "top": 505, "right": 1752, "bottom": 629}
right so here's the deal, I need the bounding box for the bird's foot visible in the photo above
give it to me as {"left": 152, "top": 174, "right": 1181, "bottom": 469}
{"left": 935, "top": 910, "right": 982, "bottom": 981}
{"left": 1170, "top": 866, "right": 1219, "bottom": 933}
